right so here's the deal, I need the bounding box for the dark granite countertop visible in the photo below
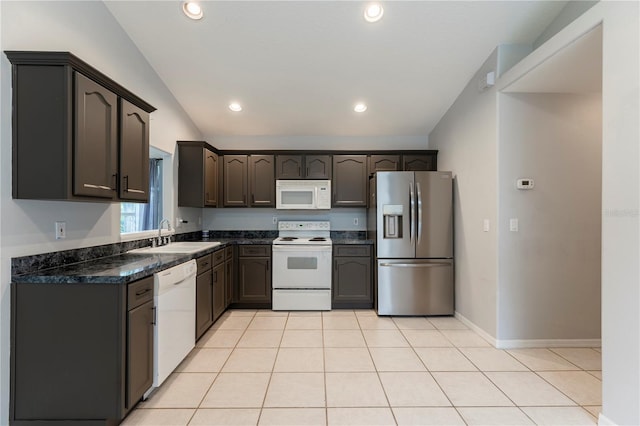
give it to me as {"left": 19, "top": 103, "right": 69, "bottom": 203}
{"left": 12, "top": 234, "right": 372, "bottom": 285}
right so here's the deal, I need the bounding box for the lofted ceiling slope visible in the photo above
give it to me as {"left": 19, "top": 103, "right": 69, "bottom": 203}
{"left": 105, "top": 1, "right": 568, "bottom": 144}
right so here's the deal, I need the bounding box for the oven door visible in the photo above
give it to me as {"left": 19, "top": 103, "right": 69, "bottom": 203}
{"left": 272, "top": 245, "right": 332, "bottom": 289}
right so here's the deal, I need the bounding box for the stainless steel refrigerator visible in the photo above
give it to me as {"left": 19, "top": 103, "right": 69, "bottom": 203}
{"left": 368, "top": 171, "right": 454, "bottom": 315}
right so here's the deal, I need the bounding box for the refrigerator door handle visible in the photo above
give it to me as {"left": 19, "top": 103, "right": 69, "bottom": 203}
{"left": 409, "top": 182, "right": 415, "bottom": 245}
{"left": 379, "top": 262, "right": 450, "bottom": 268}
{"left": 416, "top": 181, "right": 423, "bottom": 245}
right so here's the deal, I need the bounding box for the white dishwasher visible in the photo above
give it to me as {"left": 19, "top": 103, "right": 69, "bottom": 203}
{"left": 152, "top": 260, "right": 197, "bottom": 389}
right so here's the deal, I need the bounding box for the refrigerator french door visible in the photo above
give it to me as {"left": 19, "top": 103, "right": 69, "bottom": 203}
{"left": 374, "top": 171, "right": 453, "bottom": 315}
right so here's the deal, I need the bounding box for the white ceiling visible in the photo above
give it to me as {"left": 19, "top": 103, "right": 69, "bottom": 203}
{"left": 105, "top": 1, "right": 568, "bottom": 141}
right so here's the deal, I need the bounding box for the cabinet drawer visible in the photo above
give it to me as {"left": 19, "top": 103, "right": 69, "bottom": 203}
{"left": 196, "top": 254, "right": 212, "bottom": 273}
{"left": 333, "top": 245, "right": 371, "bottom": 257}
{"left": 239, "top": 245, "right": 270, "bottom": 257}
{"left": 213, "top": 249, "right": 225, "bottom": 266}
{"left": 225, "top": 246, "right": 233, "bottom": 260}
{"left": 128, "top": 276, "right": 154, "bottom": 310}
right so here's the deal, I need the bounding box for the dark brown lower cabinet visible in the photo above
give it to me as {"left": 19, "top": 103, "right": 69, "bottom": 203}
{"left": 196, "top": 269, "right": 213, "bottom": 340}
{"left": 127, "top": 299, "right": 154, "bottom": 408}
{"left": 235, "top": 245, "right": 272, "bottom": 307}
{"left": 212, "top": 262, "right": 226, "bottom": 321}
{"left": 10, "top": 276, "right": 154, "bottom": 425}
{"left": 332, "top": 245, "right": 373, "bottom": 309}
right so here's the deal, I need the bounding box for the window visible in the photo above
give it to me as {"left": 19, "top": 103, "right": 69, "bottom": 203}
{"left": 121, "top": 158, "right": 163, "bottom": 233}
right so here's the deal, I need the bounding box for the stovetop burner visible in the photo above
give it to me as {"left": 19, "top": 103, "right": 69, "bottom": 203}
{"left": 280, "top": 237, "right": 298, "bottom": 241}
{"left": 309, "top": 237, "right": 327, "bottom": 242}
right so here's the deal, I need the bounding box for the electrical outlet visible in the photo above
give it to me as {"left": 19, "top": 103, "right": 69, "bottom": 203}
{"left": 353, "top": 218, "right": 359, "bottom": 226}
{"left": 483, "top": 219, "right": 490, "bottom": 232}
{"left": 55, "top": 221, "right": 66, "bottom": 239}
{"left": 175, "top": 217, "right": 182, "bottom": 228}
{"left": 510, "top": 218, "right": 519, "bottom": 232}
{"left": 272, "top": 217, "right": 278, "bottom": 224}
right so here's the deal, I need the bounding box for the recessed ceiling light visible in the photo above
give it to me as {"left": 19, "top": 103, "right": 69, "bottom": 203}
{"left": 354, "top": 103, "right": 367, "bottom": 113}
{"left": 182, "top": 2, "right": 203, "bottom": 20}
{"left": 229, "top": 102, "right": 242, "bottom": 112}
{"left": 364, "top": 3, "right": 384, "bottom": 23}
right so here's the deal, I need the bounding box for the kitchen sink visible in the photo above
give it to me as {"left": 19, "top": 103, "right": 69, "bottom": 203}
{"left": 129, "top": 241, "right": 222, "bottom": 254}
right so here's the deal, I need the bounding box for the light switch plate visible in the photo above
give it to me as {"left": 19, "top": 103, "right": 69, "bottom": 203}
{"left": 509, "top": 218, "right": 519, "bottom": 232}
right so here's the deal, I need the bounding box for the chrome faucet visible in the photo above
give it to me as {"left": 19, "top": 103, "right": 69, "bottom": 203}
{"left": 155, "top": 219, "right": 172, "bottom": 247}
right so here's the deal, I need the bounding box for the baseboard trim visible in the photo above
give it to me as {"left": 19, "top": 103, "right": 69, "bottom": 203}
{"left": 453, "top": 312, "right": 497, "bottom": 346}
{"left": 598, "top": 413, "right": 617, "bottom": 426}
{"left": 453, "top": 312, "right": 601, "bottom": 349}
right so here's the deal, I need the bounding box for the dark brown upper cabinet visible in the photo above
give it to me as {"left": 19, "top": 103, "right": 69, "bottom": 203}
{"left": 275, "top": 155, "right": 331, "bottom": 179}
{"left": 249, "top": 155, "right": 275, "bottom": 206}
{"left": 178, "top": 141, "right": 218, "bottom": 208}
{"left": 119, "top": 99, "right": 150, "bottom": 201}
{"left": 368, "top": 154, "right": 400, "bottom": 176}
{"left": 223, "top": 155, "right": 249, "bottom": 207}
{"left": 74, "top": 73, "right": 118, "bottom": 199}
{"left": 402, "top": 154, "right": 437, "bottom": 171}
{"left": 332, "top": 155, "right": 368, "bottom": 207}
{"left": 5, "top": 51, "right": 155, "bottom": 202}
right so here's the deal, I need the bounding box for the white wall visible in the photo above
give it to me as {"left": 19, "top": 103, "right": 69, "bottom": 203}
{"left": 204, "top": 208, "right": 367, "bottom": 231}
{"left": 428, "top": 48, "right": 500, "bottom": 339}
{"left": 499, "top": 2, "right": 638, "bottom": 423}
{"left": 0, "top": 1, "right": 203, "bottom": 422}
{"left": 498, "top": 92, "right": 601, "bottom": 342}
{"left": 210, "top": 135, "right": 428, "bottom": 151}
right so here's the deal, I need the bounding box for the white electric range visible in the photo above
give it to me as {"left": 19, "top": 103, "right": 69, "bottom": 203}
{"left": 272, "top": 221, "right": 332, "bottom": 311}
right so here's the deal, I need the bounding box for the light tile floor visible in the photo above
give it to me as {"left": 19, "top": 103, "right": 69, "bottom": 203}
{"left": 124, "top": 310, "right": 601, "bottom": 426}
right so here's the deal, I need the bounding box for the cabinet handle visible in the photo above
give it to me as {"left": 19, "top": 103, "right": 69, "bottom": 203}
{"left": 334, "top": 259, "right": 338, "bottom": 271}
{"left": 252, "top": 194, "right": 255, "bottom": 204}
{"left": 152, "top": 306, "right": 157, "bottom": 325}
{"left": 306, "top": 167, "right": 309, "bottom": 176}
{"left": 112, "top": 173, "right": 118, "bottom": 191}
{"left": 135, "top": 288, "right": 152, "bottom": 296}
{"left": 266, "top": 260, "right": 270, "bottom": 271}
{"left": 297, "top": 166, "right": 300, "bottom": 175}
{"left": 83, "top": 183, "right": 113, "bottom": 191}
{"left": 214, "top": 271, "right": 217, "bottom": 281}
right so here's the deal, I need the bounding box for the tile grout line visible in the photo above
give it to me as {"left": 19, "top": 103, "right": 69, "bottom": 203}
{"left": 256, "top": 311, "right": 289, "bottom": 425}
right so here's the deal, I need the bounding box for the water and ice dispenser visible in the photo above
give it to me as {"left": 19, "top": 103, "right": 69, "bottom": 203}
{"left": 382, "top": 204, "right": 404, "bottom": 238}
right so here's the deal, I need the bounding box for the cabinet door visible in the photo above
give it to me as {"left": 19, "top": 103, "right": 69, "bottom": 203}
{"left": 237, "top": 258, "right": 271, "bottom": 303}
{"left": 119, "top": 99, "right": 149, "bottom": 202}
{"left": 249, "top": 155, "right": 275, "bottom": 206}
{"left": 204, "top": 149, "right": 218, "bottom": 207}
{"left": 275, "top": 155, "right": 303, "bottom": 179}
{"left": 127, "top": 299, "right": 154, "bottom": 408}
{"left": 225, "top": 258, "right": 233, "bottom": 308}
{"left": 305, "top": 155, "right": 332, "bottom": 179}
{"left": 212, "top": 263, "right": 226, "bottom": 320}
{"left": 74, "top": 72, "right": 117, "bottom": 199}
{"left": 368, "top": 155, "right": 400, "bottom": 176}
{"left": 332, "top": 257, "right": 372, "bottom": 305}
{"left": 332, "top": 155, "right": 368, "bottom": 207}
{"left": 196, "top": 271, "right": 213, "bottom": 340}
{"left": 402, "top": 154, "right": 436, "bottom": 171}
{"left": 223, "top": 155, "right": 248, "bottom": 206}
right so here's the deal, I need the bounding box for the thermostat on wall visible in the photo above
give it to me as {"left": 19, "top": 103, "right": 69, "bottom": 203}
{"left": 516, "top": 178, "right": 535, "bottom": 189}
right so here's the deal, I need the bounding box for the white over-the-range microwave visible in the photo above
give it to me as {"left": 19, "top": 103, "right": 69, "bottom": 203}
{"left": 276, "top": 180, "right": 331, "bottom": 210}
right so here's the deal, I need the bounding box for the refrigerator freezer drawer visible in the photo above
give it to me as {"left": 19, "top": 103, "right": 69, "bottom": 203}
{"left": 376, "top": 259, "right": 453, "bottom": 316}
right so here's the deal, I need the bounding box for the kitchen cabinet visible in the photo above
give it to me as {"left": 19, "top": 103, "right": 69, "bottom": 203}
{"left": 225, "top": 246, "right": 234, "bottom": 308}
{"left": 275, "top": 155, "right": 331, "bottom": 179}
{"left": 223, "top": 155, "right": 248, "bottom": 206}
{"left": 195, "top": 254, "right": 213, "bottom": 340}
{"left": 224, "top": 155, "right": 275, "bottom": 207}
{"left": 10, "top": 275, "right": 155, "bottom": 424}
{"left": 332, "top": 155, "right": 368, "bottom": 207}
{"left": 249, "top": 155, "right": 275, "bottom": 206}
{"left": 126, "top": 278, "right": 154, "bottom": 409}
{"left": 236, "top": 245, "right": 272, "bottom": 306}
{"left": 6, "top": 51, "right": 155, "bottom": 202}
{"left": 119, "top": 99, "right": 150, "bottom": 201}
{"left": 402, "top": 154, "right": 437, "bottom": 171}
{"left": 369, "top": 154, "right": 400, "bottom": 176}
{"left": 178, "top": 141, "right": 219, "bottom": 208}
{"left": 332, "top": 245, "right": 373, "bottom": 308}
{"left": 212, "top": 249, "right": 226, "bottom": 321}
